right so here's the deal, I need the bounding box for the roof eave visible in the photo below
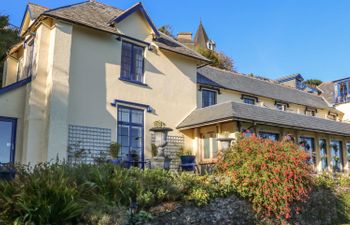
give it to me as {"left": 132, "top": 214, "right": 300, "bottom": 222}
{"left": 178, "top": 116, "right": 350, "bottom": 137}
{"left": 110, "top": 2, "right": 160, "bottom": 37}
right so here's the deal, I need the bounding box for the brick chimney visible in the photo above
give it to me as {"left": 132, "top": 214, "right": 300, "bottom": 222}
{"left": 177, "top": 32, "right": 194, "bottom": 49}
{"left": 177, "top": 32, "right": 192, "bottom": 42}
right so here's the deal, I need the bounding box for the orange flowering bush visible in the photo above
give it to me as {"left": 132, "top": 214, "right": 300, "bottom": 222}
{"left": 217, "top": 134, "right": 313, "bottom": 220}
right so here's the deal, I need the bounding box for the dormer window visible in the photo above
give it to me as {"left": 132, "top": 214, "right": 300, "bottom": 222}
{"left": 241, "top": 95, "right": 257, "bottom": 105}
{"left": 275, "top": 102, "right": 288, "bottom": 111}
{"left": 305, "top": 107, "right": 316, "bottom": 116}
{"left": 334, "top": 79, "right": 350, "bottom": 103}
{"left": 328, "top": 112, "right": 337, "bottom": 121}
{"left": 207, "top": 40, "right": 216, "bottom": 51}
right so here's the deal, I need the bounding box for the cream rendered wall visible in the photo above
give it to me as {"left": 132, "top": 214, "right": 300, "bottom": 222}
{"left": 3, "top": 57, "right": 18, "bottom": 87}
{"left": 198, "top": 88, "right": 332, "bottom": 119}
{"left": 0, "top": 87, "right": 26, "bottom": 162}
{"left": 45, "top": 22, "right": 73, "bottom": 162}
{"left": 336, "top": 102, "right": 350, "bottom": 123}
{"left": 21, "top": 22, "right": 54, "bottom": 164}
{"left": 68, "top": 12, "right": 198, "bottom": 159}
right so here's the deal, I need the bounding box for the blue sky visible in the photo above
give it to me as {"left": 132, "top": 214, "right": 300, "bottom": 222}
{"left": 1, "top": 0, "right": 350, "bottom": 81}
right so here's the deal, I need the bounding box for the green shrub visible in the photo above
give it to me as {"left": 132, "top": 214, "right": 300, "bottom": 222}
{"left": 313, "top": 173, "right": 336, "bottom": 189}
{"left": 217, "top": 134, "right": 313, "bottom": 220}
{"left": 0, "top": 163, "right": 234, "bottom": 224}
{"left": 337, "top": 189, "right": 350, "bottom": 223}
{"left": 0, "top": 163, "right": 84, "bottom": 224}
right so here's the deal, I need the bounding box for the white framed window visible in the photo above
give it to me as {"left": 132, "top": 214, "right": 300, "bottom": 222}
{"left": 201, "top": 133, "right": 218, "bottom": 162}
{"left": 276, "top": 103, "right": 287, "bottom": 111}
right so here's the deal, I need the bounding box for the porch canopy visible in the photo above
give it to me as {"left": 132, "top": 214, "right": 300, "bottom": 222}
{"left": 177, "top": 101, "right": 350, "bottom": 137}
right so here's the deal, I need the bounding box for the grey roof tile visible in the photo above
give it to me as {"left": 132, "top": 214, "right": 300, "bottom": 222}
{"left": 177, "top": 101, "right": 350, "bottom": 136}
{"left": 43, "top": 1, "right": 122, "bottom": 34}
{"left": 275, "top": 73, "right": 303, "bottom": 82}
{"left": 198, "top": 66, "right": 329, "bottom": 109}
{"left": 39, "top": 1, "right": 209, "bottom": 62}
{"left": 28, "top": 3, "right": 49, "bottom": 19}
{"left": 319, "top": 82, "right": 335, "bottom": 104}
{"left": 155, "top": 33, "right": 210, "bottom": 62}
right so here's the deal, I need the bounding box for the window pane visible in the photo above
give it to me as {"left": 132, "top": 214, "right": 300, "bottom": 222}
{"left": 121, "top": 42, "right": 132, "bottom": 79}
{"left": 131, "top": 126, "right": 142, "bottom": 148}
{"left": 203, "top": 138, "right": 210, "bottom": 159}
{"left": 299, "top": 137, "right": 315, "bottom": 164}
{"left": 331, "top": 140, "right": 343, "bottom": 172}
{"left": 243, "top": 98, "right": 255, "bottom": 105}
{"left": 0, "top": 121, "right": 13, "bottom": 163}
{"left": 320, "top": 139, "right": 328, "bottom": 170}
{"left": 202, "top": 90, "right": 216, "bottom": 107}
{"left": 131, "top": 110, "right": 143, "bottom": 124}
{"left": 133, "top": 46, "right": 144, "bottom": 82}
{"left": 212, "top": 138, "right": 218, "bottom": 158}
{"left": 259, "top": 132, "right": 279, "bottom": 141}
{"left": 118, "top": 108, "right": 130, "bottom": 123}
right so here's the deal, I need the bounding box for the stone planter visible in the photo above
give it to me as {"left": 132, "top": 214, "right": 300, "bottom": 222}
{"left": 150, "top": 127, "right": 173, "bottom": 169}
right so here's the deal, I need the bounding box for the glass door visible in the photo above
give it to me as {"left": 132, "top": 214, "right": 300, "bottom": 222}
{"left": 0, "top": 117, "right": 16, "bottom": 164}
{"left": 331, "top": 140, "right": 343, "bottom": 172}
{"left": 117, "top": 106, "right": 144, "bottom": 165}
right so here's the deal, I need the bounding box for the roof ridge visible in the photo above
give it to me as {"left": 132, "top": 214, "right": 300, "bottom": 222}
{"left": 91, "top": 0, "right": 124, "bottom": 11}
{"left": 157, "top": 31, "right": 209, "bottom": 60}
{"left": 44, "top": 1, "right": 90, "bottom": 13}
{"left": 28, "top": 2, "right": 49, "bottom": 9}
{"left": 231, "top": 100, "right": 346, "bottom": 124}
{"left": 204, "top": 65, "right": 326, "bottom": 100}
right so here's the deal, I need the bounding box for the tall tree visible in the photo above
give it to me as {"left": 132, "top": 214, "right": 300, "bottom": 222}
{"left": 304, "top": 79, "right": 322, "bottom": 87}
{"left": 158, "top": 24, "right": 175, "bottom": 38}
{"left": 0, "top": 15, "right": 20, "bottom": 87}
{"left": 197, "top": 48, "right": 235, "bottom": 72}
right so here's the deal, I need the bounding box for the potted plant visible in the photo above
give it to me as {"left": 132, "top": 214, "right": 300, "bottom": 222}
{"left": 151, "top": 144, "right": 158, "bottom": 158}
{"left": 109, "top": 142, "right": 121, "bottom": 165}
{"left": 178, "top": 146, "right": 196, "bottom": 171}
{"left": 217, "top": 131, "right": 234, "bottom": 151}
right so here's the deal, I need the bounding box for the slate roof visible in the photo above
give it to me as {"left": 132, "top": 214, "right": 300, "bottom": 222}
{"left": 198, "top": 66, "right": 330, "bottom": 109}
{"left": 29, "top": 1, "right": 209, "bottom": 63}
{"left": 319, "top": 82, "right": 335, "bottom": 104}
{"left": 155, "top": 33, "right": 210, "bottom": 62}
{"left": 275, "top": 73, "right": 303, "bottom": 83}
{"left": 177, "top": 101, "right": 350, "bottom": 136}
{"left": 28, "top": 3, "right": 49, "bottom": 19}
{"left": 43, "top": 1, "right": 123, "bottom": 34}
